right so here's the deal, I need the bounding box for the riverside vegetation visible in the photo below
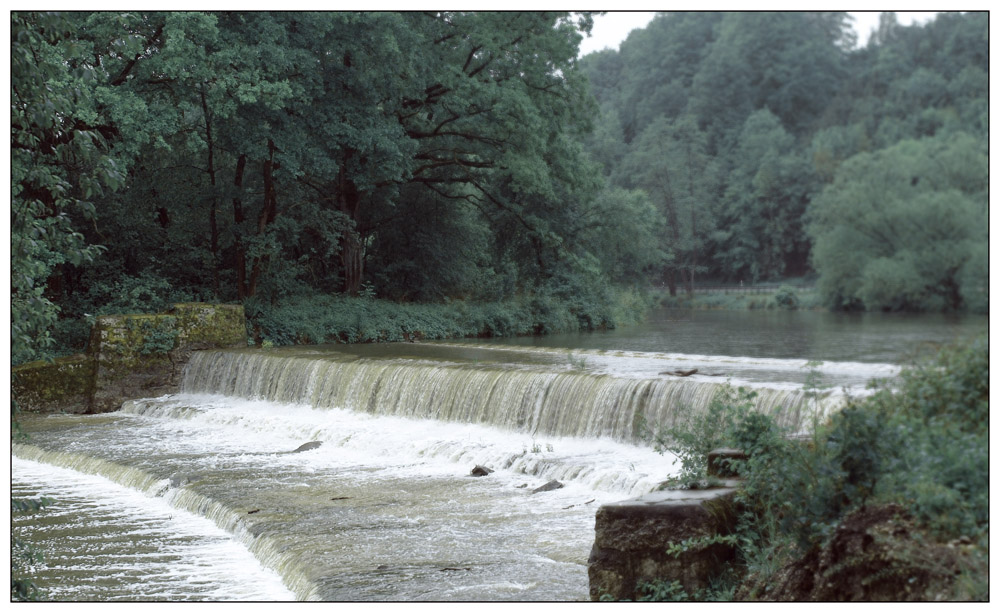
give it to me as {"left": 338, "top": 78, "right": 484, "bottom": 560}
{"left": 638, "top": 336, "right": 988, "bottom": 601}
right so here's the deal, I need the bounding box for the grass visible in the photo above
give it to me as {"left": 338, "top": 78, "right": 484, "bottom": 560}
{"left": 246, "top": 287, "right": 654, "bottom": 347}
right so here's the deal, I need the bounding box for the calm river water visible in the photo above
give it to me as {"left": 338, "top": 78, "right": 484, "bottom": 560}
{"left": 11, "top": 308, "right": 986, "bottom": 601}
{"left": 471, "top": 308, "right": 987, "bottom": 364}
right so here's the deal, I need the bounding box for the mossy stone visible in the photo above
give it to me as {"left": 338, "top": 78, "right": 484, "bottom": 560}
{"left": 12, "top": 354, "right": 95, "bottom": 414}
{"left": 15, "top": 303, "right": 246, "bottom": 414}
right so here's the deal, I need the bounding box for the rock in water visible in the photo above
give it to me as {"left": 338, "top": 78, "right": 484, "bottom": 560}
{"left": 169, "top": 473, "right": 202, "bottom": 487}
{"left": 470, "top": 465, "right": 494, "bottom": 477}
{"left": 292, "top": 441, "right": 322, "bottom": 453}
{"left": 531, "top": 480, "right": 564, "bottom": 494}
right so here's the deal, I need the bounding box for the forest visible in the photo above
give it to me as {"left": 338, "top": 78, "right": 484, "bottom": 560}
{"left": 11, "top": 11, "right": 989, "bottom": 366}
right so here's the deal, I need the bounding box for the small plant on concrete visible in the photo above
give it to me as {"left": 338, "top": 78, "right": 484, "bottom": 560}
{"left": 646, "top": 384, "right": 759, "bottom": 489}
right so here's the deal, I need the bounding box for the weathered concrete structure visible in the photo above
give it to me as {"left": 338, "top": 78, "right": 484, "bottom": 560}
{"left": 588, "top": 448, "right": 746, "bottom": 601}
{"left": 12, "top": 303, "right": 245, "bottom": 414}
{"left": 588, "top": 485, "right": 740, "bottom": 600}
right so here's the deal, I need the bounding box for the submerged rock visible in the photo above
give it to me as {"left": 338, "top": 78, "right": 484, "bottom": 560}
{"left": 470, "top": 465, "right": 494, "bottom": 477}
{"left": 169, "top": 473, "right": 202, "bottom": 487}
{"left": 531, "top": 480, "right": 564, "bottom": 494}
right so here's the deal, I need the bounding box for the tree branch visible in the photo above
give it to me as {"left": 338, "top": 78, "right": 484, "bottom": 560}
{"left": 110, "top": 24, "right": 164, "bottom": 86}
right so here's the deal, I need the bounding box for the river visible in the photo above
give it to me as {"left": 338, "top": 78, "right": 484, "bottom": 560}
{"left": 11, "top": 308, "right": 986, "bottom": 601}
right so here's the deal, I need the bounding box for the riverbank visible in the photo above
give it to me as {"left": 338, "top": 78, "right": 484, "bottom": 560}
{"left": 247, "top": 288, "right": 653, "bottom": 347}
{"left": 656, "top": 285, "right": 824, "bottom": 311}
{"left": 630, "top": 336, "right": 988, "bottom": 602}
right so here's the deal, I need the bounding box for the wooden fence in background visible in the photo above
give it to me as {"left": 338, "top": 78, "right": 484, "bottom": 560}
{"left": 656, "top": 284, "right": 816, "bottom": 295}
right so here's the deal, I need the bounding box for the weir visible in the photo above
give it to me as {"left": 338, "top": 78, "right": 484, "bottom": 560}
{"left": 178, "top": 347, "right": 847, "bottom": 443}
{"left": 13, "top": 341, "right": 888, "bottom": 601}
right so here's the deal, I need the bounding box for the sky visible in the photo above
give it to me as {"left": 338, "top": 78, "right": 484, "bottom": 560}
{"left": 577, "top": 11, "right": 942, "bottom": 57}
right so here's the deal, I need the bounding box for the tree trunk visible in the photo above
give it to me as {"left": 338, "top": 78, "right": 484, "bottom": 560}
{"left": 232, "top": 153, "right": 248, "bottom": 299}
{"left": 681, "top": 268, "right": 694, "bottom": 297}
{"left": 246, "top": 140, "right": 279, "bottom": 299}
{"left": 200, "top": 86, "right": 220, "bottom": 296}
{"left": 665, "top": 270, "right": 677, "bottom": 297}
{"left": 337, "top": 160, "right": 364, "bottom": 296}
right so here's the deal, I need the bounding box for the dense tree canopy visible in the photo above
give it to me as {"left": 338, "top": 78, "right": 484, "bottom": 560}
{"left": 808, "top": 133, "right": 988, "bottom": 312}
{"left": 10, "top": 11, "right": 990, "bottom": 364}
{"left": 14, "top": 11, "right": 672, "bottom": 361}
{"left": 580, "top": 11, "right": 987, "bottom": 311}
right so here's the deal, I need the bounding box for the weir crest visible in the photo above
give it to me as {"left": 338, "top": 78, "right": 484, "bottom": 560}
{"left": 179, "top": 348, "right": 844, "bottom": 442}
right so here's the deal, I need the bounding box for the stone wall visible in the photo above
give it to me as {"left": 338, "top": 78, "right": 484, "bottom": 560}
{"left": 11, "top": 354, "right": 95, "bottom": 414}
{"left": 588, "top": 449, "right": 747, "bottom": 601}
{"left": 12, "top": 303, "right": 245, "bottom": 414}
{"left": 587, "top": 486, "right": 740, "bottom": 600}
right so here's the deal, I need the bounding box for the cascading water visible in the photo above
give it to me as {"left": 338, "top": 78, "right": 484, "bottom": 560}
{"left": 12, "top": 342, "right": 895, "bottom": 601}
{"left": 179, "top": 345, "right": 861, "bottom": 441}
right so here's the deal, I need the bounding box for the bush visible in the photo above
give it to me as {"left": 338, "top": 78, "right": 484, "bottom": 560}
{"left": 246, "top": 287, "right": 651, "bottom": 347}
{"left": 773, "top": 286, "right": 800, "bottom": 309}
{"left": 646, "top": 336, "right": 988, "bottom": 599}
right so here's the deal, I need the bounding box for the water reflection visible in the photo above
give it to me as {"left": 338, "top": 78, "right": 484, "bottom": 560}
{"left": 453, "top": 308, "right": 987, "bottom": 365}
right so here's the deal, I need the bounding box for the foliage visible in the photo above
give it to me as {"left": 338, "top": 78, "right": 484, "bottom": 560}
{"left": 615, "top": 114, "right": 714, "bottom": 294}
{"left": 580, "top": 11, "right": 988, "bottom": 313}
{"left": 714, "top": 109, "right": 816, "bottom": 282}
{"left": 635, "top": 579, "right": 690, "bottom": 601}
{"left": 10, "top": 12, "right": 125, "bottom": 365}
{"left": 772, "top": 286, "right": 800, "bottom": 310}
{"left": 11, "top": 10, "right": 672, "bottom": 362}
{"left": 808, "top": 133, "right": 987, "bottom": 313}
{"left": 871, "top": 336, "right": 988, "bottom": 537}
{"left": 246, "top": 287, "right": 649, "bottom": 347}
{"left": 647, "top": 336, "right": 988, "bottom": 599}
{"left": 644, "top": 385, "right": 758, "bottom": 489}
{"left": 13, "top": 9, "right": 991, "bottom": 366}
{"left": 657, "top": 286, "right": 822, "bottom": 311}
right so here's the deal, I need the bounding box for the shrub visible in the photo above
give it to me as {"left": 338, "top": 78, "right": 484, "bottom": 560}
{"left": 646, "top": 336, "right": 988, "bottom": 599}
{"left": 246, "top": 287, "right": 650, "bottom": 347}
{"left": 773, "top": 286, "right": 800, "bottom": 309}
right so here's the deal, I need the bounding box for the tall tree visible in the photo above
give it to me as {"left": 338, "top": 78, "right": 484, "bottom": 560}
{"left": 713, "top": 110, "right": 816, "bottom": 282}
{"left": 808, "top": 133, "right": 987, "bottom": 312}
{"left": 617, "top": 115, "right": 717, "bottom": 294}
{"left": 11, "top": 12, "right": 127, "bottom": 364}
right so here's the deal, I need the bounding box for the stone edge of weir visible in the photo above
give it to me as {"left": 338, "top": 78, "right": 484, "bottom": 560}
{"left": 12, "top": 302, "right": 247, "bottom": 414}
{"left": 587, "top": 448, "right": 747, "bottom": 601}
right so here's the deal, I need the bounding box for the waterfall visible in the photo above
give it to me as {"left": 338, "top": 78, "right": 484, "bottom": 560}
{"left": 14, "top": 444, "right": 318, "bottom": 600}
{"left": 179, "top": 348, "right": 844, "bottom": 442}
{"left": 14, "top": 342, "right": 890, "bottom": 601}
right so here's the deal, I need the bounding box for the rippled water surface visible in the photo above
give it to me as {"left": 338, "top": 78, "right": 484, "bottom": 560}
{"left": 12, "top": 456, "right": 294, "bottom": 601}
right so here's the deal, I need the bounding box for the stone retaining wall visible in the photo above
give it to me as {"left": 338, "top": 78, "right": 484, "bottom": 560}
{"left": 12, "top": 303, "right": 245, "bottom": 414}
{"left": 10, "top": 354, "right": 95, "bottom": 414}
{"left": 587, "top": 485, "right": 740, "bottom": 600}
{"left": 588, "top": 448, "right": 746, "bottom": 601}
